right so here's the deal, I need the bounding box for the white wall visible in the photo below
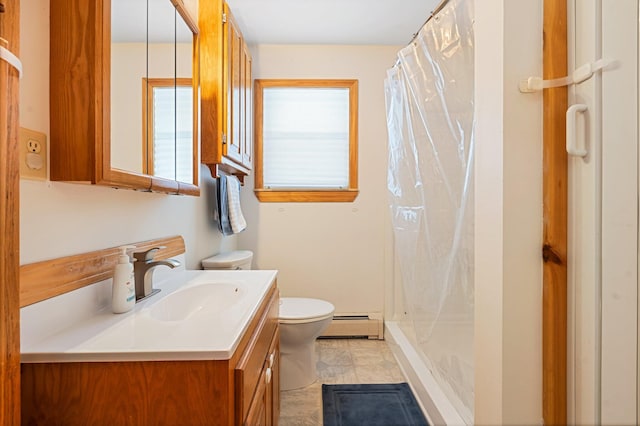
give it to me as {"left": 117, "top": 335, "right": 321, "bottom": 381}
{"left": 19, "top": 0, "right": 234, "bottom": 268}
{"left": 238, "top": 45, "right": 399, "bottom": 316}
{"left": 474, "top": 0, "right": 543, "bottom": 424}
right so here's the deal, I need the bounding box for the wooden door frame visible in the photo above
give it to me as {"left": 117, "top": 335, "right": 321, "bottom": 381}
{"left": 0, "top": 0, "right": 20, "bottom": 424}
{"left": 542, "top": 0, "right": 568, "bottom": 424}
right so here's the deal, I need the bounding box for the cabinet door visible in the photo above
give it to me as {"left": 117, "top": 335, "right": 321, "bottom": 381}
{"left": 245, "top": 335, "right": 278, "bottom": 426}
{"left": 241, "top": 327, "right": 279, "bottom": 426}
{"left": 200, "top": 0, "right": 253, "bottom": 178}
{"left": 242, "top": 43, "right": 253, "bottom": 169}
{"left": 245, "top": 364, "right": 268, "bottom": 426}
{"left": 224, "top": 5, "right": 243, "bottom": 165}
{"left": 268, "top": 327, "right": 280, "bottom": 425}
{"left": 235, "top": 288, "right": 279, "bottom": 424}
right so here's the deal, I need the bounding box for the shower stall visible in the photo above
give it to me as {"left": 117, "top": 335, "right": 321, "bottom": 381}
{"left": 384, "top": 0, "right": 474, "bottom": 424}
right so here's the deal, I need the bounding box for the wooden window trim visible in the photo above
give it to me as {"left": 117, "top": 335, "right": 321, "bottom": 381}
{"left": 254, "top": 79, "right": 359, "bottom": 203}
{"left": 253, "top": 189, "right": 359, "bottom": 203}
{"left": 141, "top": 77, "right": 192, "bottom": 176}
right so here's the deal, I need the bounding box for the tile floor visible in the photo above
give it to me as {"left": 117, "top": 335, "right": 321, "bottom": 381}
{"left": 278, "top": 338, "right": 407, "bottom": 426}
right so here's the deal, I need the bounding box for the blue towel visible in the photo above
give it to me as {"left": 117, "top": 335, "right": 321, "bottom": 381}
{"left": 226, "top": 175, "right": 247, "bottom": 233}
{"left": 215, "top": 177, "right": 234, "bottom": 236}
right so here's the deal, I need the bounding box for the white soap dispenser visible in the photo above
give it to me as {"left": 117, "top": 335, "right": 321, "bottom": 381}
{"left": 112, "top": 245, "right": 136, "bottom": 314}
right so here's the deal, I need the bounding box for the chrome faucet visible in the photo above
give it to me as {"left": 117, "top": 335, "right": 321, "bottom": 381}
{"left": 133, "top": 247, "right": 181, "bottom": 301}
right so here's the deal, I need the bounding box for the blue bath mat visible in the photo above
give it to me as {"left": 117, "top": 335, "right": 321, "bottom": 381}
{"left": 322, "top": 383, "right": 429, "bottom": 426}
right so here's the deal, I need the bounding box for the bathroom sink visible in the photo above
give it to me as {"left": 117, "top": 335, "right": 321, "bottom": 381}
{"left": 149, "top": 282, "right": 243, "bottom": 322}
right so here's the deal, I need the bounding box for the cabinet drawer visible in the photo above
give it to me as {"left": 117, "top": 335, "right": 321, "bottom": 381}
{"left": 235, "top": 289, "right": 278, "bottom": 423}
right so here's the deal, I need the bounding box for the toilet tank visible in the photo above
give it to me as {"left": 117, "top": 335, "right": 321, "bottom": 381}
{"left": 201, "top": 250, "right": 253, "bottom": 270}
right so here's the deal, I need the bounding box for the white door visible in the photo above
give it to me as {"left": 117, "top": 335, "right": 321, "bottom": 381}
{"left": 568, "top": 0, "right": 639, "bottom": 424}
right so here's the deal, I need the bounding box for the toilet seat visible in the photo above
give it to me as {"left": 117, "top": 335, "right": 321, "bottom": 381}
{"left": 279, "top": 297, "right": 335, "bottom": 324}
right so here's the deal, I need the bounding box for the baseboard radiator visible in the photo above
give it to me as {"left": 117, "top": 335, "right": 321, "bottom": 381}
{"left": 320, "top": 314, "right": 384, "bottom": 340}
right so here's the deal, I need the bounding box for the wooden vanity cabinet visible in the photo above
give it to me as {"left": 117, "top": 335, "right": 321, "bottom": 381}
{"left": 21, "top": 284, "right": 280, "bottom": 426}
{"left": 199, "top": 0, "right": 253, "bottom": 181}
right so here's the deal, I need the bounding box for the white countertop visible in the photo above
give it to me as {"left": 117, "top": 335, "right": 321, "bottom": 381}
{"left": 21, "top": 269, "right": 278, "bottom": 363}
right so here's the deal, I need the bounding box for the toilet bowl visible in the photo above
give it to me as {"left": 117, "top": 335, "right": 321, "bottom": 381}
{"left": 279, "top": 297, "right": 334, "bottom": 390}
{"left": 201, "top": 251, "right": 335, "bottom": 391}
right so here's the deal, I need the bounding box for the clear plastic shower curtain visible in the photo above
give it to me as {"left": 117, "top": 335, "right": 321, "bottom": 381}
{"left": 385, "top": 0, "right": 475, "bottom": 422}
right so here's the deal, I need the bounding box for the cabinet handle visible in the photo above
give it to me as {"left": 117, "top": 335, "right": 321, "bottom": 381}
{"left": 268, "top": 352, "right": 275, "bottom": 368}
{"left": 222, "top": 134, "right": 227, "bottom": 145}
{"left": 265, "top": 367, "right": 272, "bottom": 384}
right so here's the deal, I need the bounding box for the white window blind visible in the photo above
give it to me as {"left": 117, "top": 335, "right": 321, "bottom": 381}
{"left": 175, "top": 86, "right": 193, "bottom": 183}
{"left": 152, "top": 86, "right": 175, "bottom": 181}
{"left": 262, "top": 87, "right": 350, "bottom": 189}
{"left": 152, "top": 85, "right": 193, "bottom": 182}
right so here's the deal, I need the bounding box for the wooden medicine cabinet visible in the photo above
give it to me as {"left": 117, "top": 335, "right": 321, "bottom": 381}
{"left": 199, "top": 0, "right": 253, "bottom": 182}
{"left": 50, "top": 0, "right": 200, "bottom": 195}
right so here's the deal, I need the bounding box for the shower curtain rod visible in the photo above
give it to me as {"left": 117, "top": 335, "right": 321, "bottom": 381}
{"left": 392, "top": 0, "right": 451, "bottom": 68}
{"left": 408, "top": 0, "right": 451, "bottom": 45}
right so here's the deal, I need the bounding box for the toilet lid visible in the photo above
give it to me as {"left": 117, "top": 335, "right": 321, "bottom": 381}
{"left": 279, "top": 297, "right": 335, "bottom": 324}
{"left": 201, "top": 250, "right": 253, "bottom": 269}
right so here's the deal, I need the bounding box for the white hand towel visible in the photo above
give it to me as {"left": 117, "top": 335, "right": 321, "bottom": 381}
{"left": 226, "top": 175, "right": 247, "bottom": 233}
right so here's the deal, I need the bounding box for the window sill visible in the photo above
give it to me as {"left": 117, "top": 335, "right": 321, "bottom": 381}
{"left": 254, "top": 189, "right": 359, "bottom": 203}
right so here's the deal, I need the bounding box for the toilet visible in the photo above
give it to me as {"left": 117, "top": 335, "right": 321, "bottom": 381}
{"left": 202, "top": 251, "right": 335, "bottom": 391}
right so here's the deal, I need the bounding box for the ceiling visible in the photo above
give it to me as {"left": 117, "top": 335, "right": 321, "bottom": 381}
{"left": 112, "top": 0, "right": 193, "bottom": 43}
{"left": 225, "top": 0, "right": 442, "bottom": 46}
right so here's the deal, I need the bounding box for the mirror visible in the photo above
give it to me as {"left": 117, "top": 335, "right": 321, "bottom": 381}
{"left": 110, "top": 0, "right": 198, "bottom": 192}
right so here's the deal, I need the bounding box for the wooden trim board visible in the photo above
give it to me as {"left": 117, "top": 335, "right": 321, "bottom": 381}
{"left": 20, "top": 235, "right": 186, "bottom": 307}
{"left": 0, "top": 0, "right": 22, "bottom": 424}
{"left": 542, "top": 0, "right": 569, "bottom": 424}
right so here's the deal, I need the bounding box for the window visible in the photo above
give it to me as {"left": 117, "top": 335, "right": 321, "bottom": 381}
{"left": 142, "top": 78, "right": 193, "bottom": 183}
{"left": 254, "top": 79, "right": 359, "bottom": 202}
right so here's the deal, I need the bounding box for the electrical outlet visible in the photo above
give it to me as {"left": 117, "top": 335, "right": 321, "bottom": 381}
{"left": 27, "top": 139, "right": 42, "bottom": 153}
{"left": 19, "top": 127, "right": 47, "bottom": 180}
